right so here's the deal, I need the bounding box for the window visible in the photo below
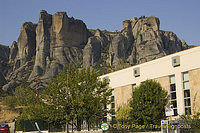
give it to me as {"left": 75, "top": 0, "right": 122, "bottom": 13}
{"left": 103, "top": 104, "right": 107, "bottom": 122}
{"left": 111, "top": 96, "right": 114, "bottom": 102}
{"left": 132, "top": 84, "right": 136, "bottom": 92}
{"left": 183, "top": 72, "right": 191, "bottom": 115}
{"left": 134, "top": 70, "right": 137, "bottom": 74}
{"left": 103, "top": 116, "right": 107, "bottom": 122}
{"left": 111, "top": 116, "right": 116, "bottom": 121}
{"left": 111, "top": 103, "right": 115, "bottom": 108}
{"left": 111, "top": 90, "right": 115, "bottom": 121}
{"left": 169, "top": 75, "right": 178, "bottom": 116}
{"left": 133, "top": 67, "right": 140, "bottom": 77}
{"left": 173, "top": 58, "right": 177, "bottom": 64}
{"left": 172, "top": 56, "right": 180, "bottom": 67}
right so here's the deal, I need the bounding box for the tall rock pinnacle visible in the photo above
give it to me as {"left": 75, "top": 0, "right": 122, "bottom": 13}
{"left": 0, "top": 11, "right": 188, "bottom": 91}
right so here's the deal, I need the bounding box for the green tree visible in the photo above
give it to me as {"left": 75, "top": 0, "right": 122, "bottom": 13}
{"left": 129, "top": 79, "right": 168, "bottom": 126}
{"left": 116, "top": 104, "right": 131, "bottom": 121}
{"left": 20, "top": 65, "right": 112, "bottom": 131}
{"left": 2, "top": 83, "right": 36, "bottom": 110}
{"left": 179, "top": 93, "right": 200, "bottom": 132}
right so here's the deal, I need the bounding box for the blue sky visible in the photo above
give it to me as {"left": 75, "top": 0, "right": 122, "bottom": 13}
{"left": 0, "top": 0, "right": 200, "bottom": 46}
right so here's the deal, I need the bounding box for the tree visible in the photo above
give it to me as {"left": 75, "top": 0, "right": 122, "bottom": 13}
{"left": 179, "top": 93, "right": 200, "bottom": 132}
{"left": 20, "top": 65, "right": 112, "bottom": 131}
{"left": 129, "top": 79, "right": 168, "bottom": 126}
{"left": 2, "top": 83, "right": 36, "bottom": 110}
{"left": 116, "top": 104, "right": 131, "bottom": 121}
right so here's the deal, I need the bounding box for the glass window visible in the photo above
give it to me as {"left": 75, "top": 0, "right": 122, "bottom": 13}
{"left": 184, "top": 98, "right": 191, "bottom": 107}
{"left": 111, "top": 109, "right": 115, "bottom": 115}
{"left": 173, "top": 59, "right": 177, "bottom": 64}
{"left": 112, "top": 90, "right": 114, "bottom": 96}
{"left": 112, "top": 116, "right": 116, "bottom": 121}
{"left": 134, "top": 70, "right": 137, "bottom": 74}
{"left": 183, "top": 82, "right": 190, "bottom": 90}
{"left": 110, "top": 89, "right": 115, "bottom": 120}
{"left": 174, "top": 109, "right": 178, "bottom": 116}
{"left": 103, "top": 117, "right": 107, "bottom": 122}
{"left": 185, "top": 107, "right": 191, "bottom": 115}
{"left": 170, "top": 75, "right": 175, "bottom": 84}
{"left": 132, "top": 84, "right": 136, "bottom": 92}
{"left": 104, "top": 104, "right": 107, "bottom": 109}
{"left": 183, "top": 72, "right": 189, "bottom": 81}
{"left": 171, "top": 100, "right": 177, "bottom": 108}
{"left": 171, "top": 92, "right": 177, "bottom": 100}
{"left": 111, "top": 96, "right": 114, "bottom": 102}
{"left": 169, "top": 75, "right": 178, "bottom": 116}
{"left": 170, "top": 84, "right": 176, "bottom": 91}
{"left": 184, "top": 90, "right": 190, "bottom": 98}
{"left": 111, "top": 103, "right": 115, "bottom": 108}
{"left": 183, "top": 72, "right": 191, "bottom": 115}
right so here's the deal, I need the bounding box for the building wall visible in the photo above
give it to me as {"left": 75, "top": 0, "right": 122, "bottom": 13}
{"left": 189, "top": 68, "right": 200, "bottom": 114}
{"left": 114, "top": 76, "right": 170, "bottom": 109}
{"left": 101, "top": 46, "right": 200, "bottom": 117}
{"left": 154, "top": 76, "right": 170, "bottom": 93}
{"left": 114, "top": 85, "right": 132, "bottom": 110}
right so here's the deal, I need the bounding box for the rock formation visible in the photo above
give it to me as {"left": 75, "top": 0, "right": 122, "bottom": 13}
{"left": 29, "top": 10, "right": 88, "bottom": 81}
{"left": 0, "top": 11, "right": 189, "bottom": 91}
{"left": 0, "top": 44, "right": 10, "bottom": 88}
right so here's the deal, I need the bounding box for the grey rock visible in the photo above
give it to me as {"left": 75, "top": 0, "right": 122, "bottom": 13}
{"left": 0, "top": 44, "right": 10, "bottom": 60}
{"left": 0, "top": 44, "right": 10, "bottom": 78}
{"left": 83, "top": 36, "right": 102, "bottom": 67}
{"left": 15, "top": 22, "right": 36, "bottom": 67}
{"left": 9, "top": 41, "right": 18, "bottom": 63}
{"left": 29, "top": 10, "right": 88, "bottom": 80}
{"left": 83, "top": 29, "right": 109, "bottom": 67}
{"left": 0, "top": 72, "right": 7, "bottom": 88}
{"left": 2, "top": 80, "right": 18, "bottom": 92}
{"left": 109, "top": 34, "right": 128, "bottom": 66}
{"left": 2, "top": 12, "right": 189, "bottom": 91}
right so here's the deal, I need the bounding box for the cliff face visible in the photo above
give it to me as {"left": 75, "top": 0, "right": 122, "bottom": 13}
{"left": 0, "top": 44, "right": 10, "bottom": 88}
{"left": 0, "top": 11, "right": 188, "bottom": 91}
{"left": 29, "top": 10, "right": 88, "bottom": 81}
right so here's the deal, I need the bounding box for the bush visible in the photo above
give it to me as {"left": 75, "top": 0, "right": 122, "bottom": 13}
{"left": 129, "top": 79, "right": 168, "bottom": 126}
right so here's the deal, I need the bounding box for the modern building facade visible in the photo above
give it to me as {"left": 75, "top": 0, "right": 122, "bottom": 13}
{"left": 101, "top": 46, "right": 200, "bottom": 119}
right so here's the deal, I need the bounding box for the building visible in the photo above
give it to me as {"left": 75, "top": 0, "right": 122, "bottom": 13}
{"left": 101, "top": 46, "right": 200, "bottom": 119}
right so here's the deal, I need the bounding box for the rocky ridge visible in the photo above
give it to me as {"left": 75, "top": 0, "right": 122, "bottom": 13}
{"left": 0, "top": 11, "right": 188, "bottom": 91}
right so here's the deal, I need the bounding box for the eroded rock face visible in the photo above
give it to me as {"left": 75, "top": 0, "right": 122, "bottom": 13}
{"left": 0, "top": 44, "right": 10, "bottom": 88}
{"left": 51, "top": 12, "right": 88, "bottom": 47}
{"left": 0, "top": 44, "right": 10, "bottom": 76}
{"left": 0, "top": 44, "right": 10, "bottom": 63}
{"left": 83, "top": 29, "right": 108, "bottom": 67}
{"left": 108, "top": 16, "right": 188, "bottom": 66}
{"left": 29, "top": 10, "right": 52, "bottom": 79}
{"left": 1, "top": 11, "right": 189, "bottom": 91}
{"left": 15, "top": 22, "right": 36, "bottom": 67}
{"left": 0, "top": 72, "right": 7, "bottom": 88}
{"left": 9, "top": 41, "right": 18, "bottom": 63}
{"left": 29, "top": 10, "right": 88, "bottom": 80}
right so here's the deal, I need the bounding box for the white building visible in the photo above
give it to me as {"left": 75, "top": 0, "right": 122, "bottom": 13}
{"left": 101, "top": 46, "right": 200, "bottom": 119}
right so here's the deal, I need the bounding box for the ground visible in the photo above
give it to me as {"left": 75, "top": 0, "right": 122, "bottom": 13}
{"left": 0, "top": 102, "right": 19, "bottom": 123}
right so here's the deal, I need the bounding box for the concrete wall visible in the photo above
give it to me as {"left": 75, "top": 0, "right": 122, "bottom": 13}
{"left": 189, "top": 68, "right": 200, "bottom": 114}
{"left": 154, "top": 76, "right": 170, "bottom": 93}
{"left": 114, "top": 85, "right": 132, "bottom": 109}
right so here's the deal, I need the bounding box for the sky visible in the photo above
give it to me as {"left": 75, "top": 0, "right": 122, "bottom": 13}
{"left": 0, "top": 0, "right": 200, "bottom": 46}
